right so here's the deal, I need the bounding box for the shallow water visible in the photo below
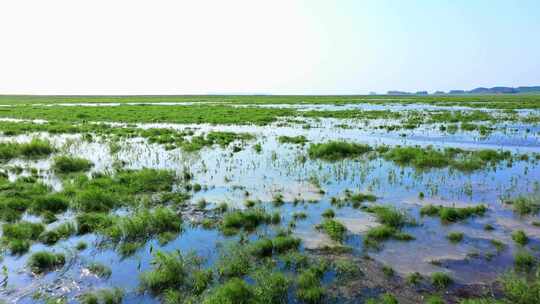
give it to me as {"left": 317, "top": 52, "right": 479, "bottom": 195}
{"left": 1, "top": 104, "right": 540, "bottom": 302}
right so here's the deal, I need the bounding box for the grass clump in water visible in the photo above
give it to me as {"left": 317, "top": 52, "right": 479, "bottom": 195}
{"left": 67, "top": 169, "right": 177, "bottom": 213}
{"left": 507, "top": 196, "right": 540, "bottom": 216}
{"left": 1, "top": 221, "right": 45, "bottom": 254}
{"left": 39, "top": 222, "right": 76, "bottom": 245}
{"left": 498, "top": 271, "right": 540, "bottom": 304}
{"left": 447, "top": 231, "right": 464, "bottom": 243}
{"left": 308, "top": 141, "right": 372, "bottom": 160}
{"left": 88, "top": 262, "right": 112, "bottom": 278}
{"left": 106, "top": 207, "right": 182, "bottom": 245}
{"left": 79, "top": 288, "right": 124, "bottom": 304}
{"left": 140, "top": 250, "right": 210, "bottom": 298}
{"left": 365, "top": 293, "right": 398, "bottom": 304}
{"left": 420, "top": 204, "right": 487, "bottom": 222}
{"left": 221, "top": 208, "right": 273, "bottom": 232}
{"left": 384, "top": 146, "right": 450, "bottom": 169}
{"left": 19, "top": 138, "right": 55, "bottom": 159}
{"left": 27, "top": 251, "right": 66, "bottom": 273}
{"left": 202, "top": 278, "right": 253, "bottom": 304}
{"left": 318, "top": 219, "right": 347, "bottom": 242}
{"left": 74, "top": 188, "right": 117, "bottom": 212}
{"left": 216, "top": 243, "right": 252, "bottom": 278}
{"left": 52, "top": 156, "right": 93, "bottom": 173}
{"left": 296, "top": 264, "right": 328, "bottom": 304}
{"left": 431, "top": 272, "right": 453, "bottom": 289}
{"left": 333, "top": 259, "right": 361, "bottom": 280}
{"left": 514, "top": 251, "right": 536, "bottom": 270}
{"left": 0, "top": 178, "right": 52, "bottom": 222}
{"left": 321, "top": 209, "right": 335, "bottom": 218}
{"left": 272, "top": 235, "right": 301, "bottom": 253}
{"left": 278, "top": 135, "right": 308, "bottom": 145}
{"left": 363, "top": 206, "right": 415, "bottom": 249}
{"left": 31, "top": 194, "right": 69, "bottom": 215}
{"left": 384, "top": 146, "right": 511, "bottom": 171}
{"left": 365, "top": 205, "right": 412, "bottom": 228}
{"left": 349, "top": 192, "right": 377, "bottom": 204}
{"left": 115, "top": 169, "right": 176, "bottom": 193}
{"left": 512, "top": 230, "right": 528, "bottom": 246}
{"left": 252, "top": 269, "right": 290, "bottom": 304}
{"left": 0, "top": 142, "right": 22, "bottom": 161}
{"left": 76, "top": 212, "right": 114, "bottom": 234}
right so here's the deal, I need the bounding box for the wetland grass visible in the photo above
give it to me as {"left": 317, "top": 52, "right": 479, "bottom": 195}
{"left": 1, "top": 97, "right": 540, "bottom": 303}
{"left": 76, "top": 212, "right": 114, "bottom": 235}
{"left": 363, "top": 206, "right": 415, "bottom": 248}
{"left": 308, "top": 141, "right": 372, "bottom": 160}
{"left": 296, "top": 264, "right": 328, "bottom": 304}
{"left": 202, "top": 278, "right": 253, "bottom": 304}
{"left": 365, "top": 293, "right": 398, "bottom": 304}
{"left": 420, "top": 204, "right": 487, "bottom": 222}
{"left": 318, "top": 219, "right": 347, "bottom": 242}
{"left": 79, "top": 288, "right": 123, "bottom": 304}
{"left": 19, "top": 138, "right": 55, "bottom": 159}
{"left": 333, "top": 259, "right": 361, "bottom": 280}
{"left": 431, "top": 272, "right": 453, "bottom": 289}
{"left": 216, "top": 243, "right": 252, "bottom": 278}
{"left": 87, "top": 262, "right": 112, "bottom": 278}
{"left": 27, "top": 251, "right": 66, "bottom": 273}
{"left": 252, "top": 269, "right": 290, "bottom": 304}
{"left": 1, "top": 221, "right": 45, "bottom": 253}
{"left": 105, "top": 207, "right": 182, "bottom": 244}
{"left": 221, "top": 208, "right": 274, "bottom": 232}
{"left": 507, "top": 196, "right": 540, "bottom": 216}
{"left": 321, "top": 209, "right": 335, "bottom": 218}
{"left": 39, "top": 222, "right": 76, "bottom": 245}
{"left": 447, "top": 232, "right": 464, "bottom": 243}
{"left": 140, "top": 250, "right": 208, "bottom": 296}
{"left": 278, "top": 135, "right": 308, "bottom": 145}
{"left": 52, "top": 156, "right": 93, "bottom": 173}
{"left": 512, "top": 230, "right": 528, "bottom": 246}
{"left": 384, "top": 146, "right": 511, "bottom": 171}
{"left": 514, "top": 251, "right": 536, "bottom": 270}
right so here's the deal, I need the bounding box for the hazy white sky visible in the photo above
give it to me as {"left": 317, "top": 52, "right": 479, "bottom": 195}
{"left": 1, "top": 0, "right": 539, "bottom": 95}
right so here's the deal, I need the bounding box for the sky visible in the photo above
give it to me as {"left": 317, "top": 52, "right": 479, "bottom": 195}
{"left": 0, "top": 0, "right": 539, "bottom": 95}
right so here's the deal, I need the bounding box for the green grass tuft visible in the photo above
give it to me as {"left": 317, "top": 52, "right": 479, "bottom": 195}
{"left": 308, "top": 141, "right": 372, "bottom": 160}
{"left": 27, "top": 251, "right": 66, "bottom": 273}
{"left": 319, "top": 219, "right": 347, "bottom": 242}
{"left": 52, "top": 156, "right": 93, "bottom": 173}
{"left": 420, "top": 204, "right": 487, "bottom": 222}
{"left": 431, "top": 272, "right": 453, "bottom": 289}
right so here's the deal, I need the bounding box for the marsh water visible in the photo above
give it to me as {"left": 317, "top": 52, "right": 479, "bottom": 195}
{"left": 1, "top": 103, "right": 540, "bottom": 303}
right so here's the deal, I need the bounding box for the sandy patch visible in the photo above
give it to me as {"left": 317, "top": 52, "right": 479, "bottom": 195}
{"left": 337, "top": 215, "right": 381, "bottom": 234}
{"left": 295, "top": 230, "right": 337, "bottom": 250}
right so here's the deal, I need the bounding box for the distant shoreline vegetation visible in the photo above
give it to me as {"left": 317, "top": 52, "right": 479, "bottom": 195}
{"left": 386, "top": 85, "right": 540, "bottom": 95}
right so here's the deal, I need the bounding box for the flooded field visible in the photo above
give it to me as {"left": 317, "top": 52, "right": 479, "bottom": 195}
{"left": 1, "top": 96, "right": 540, "bottom": 304}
